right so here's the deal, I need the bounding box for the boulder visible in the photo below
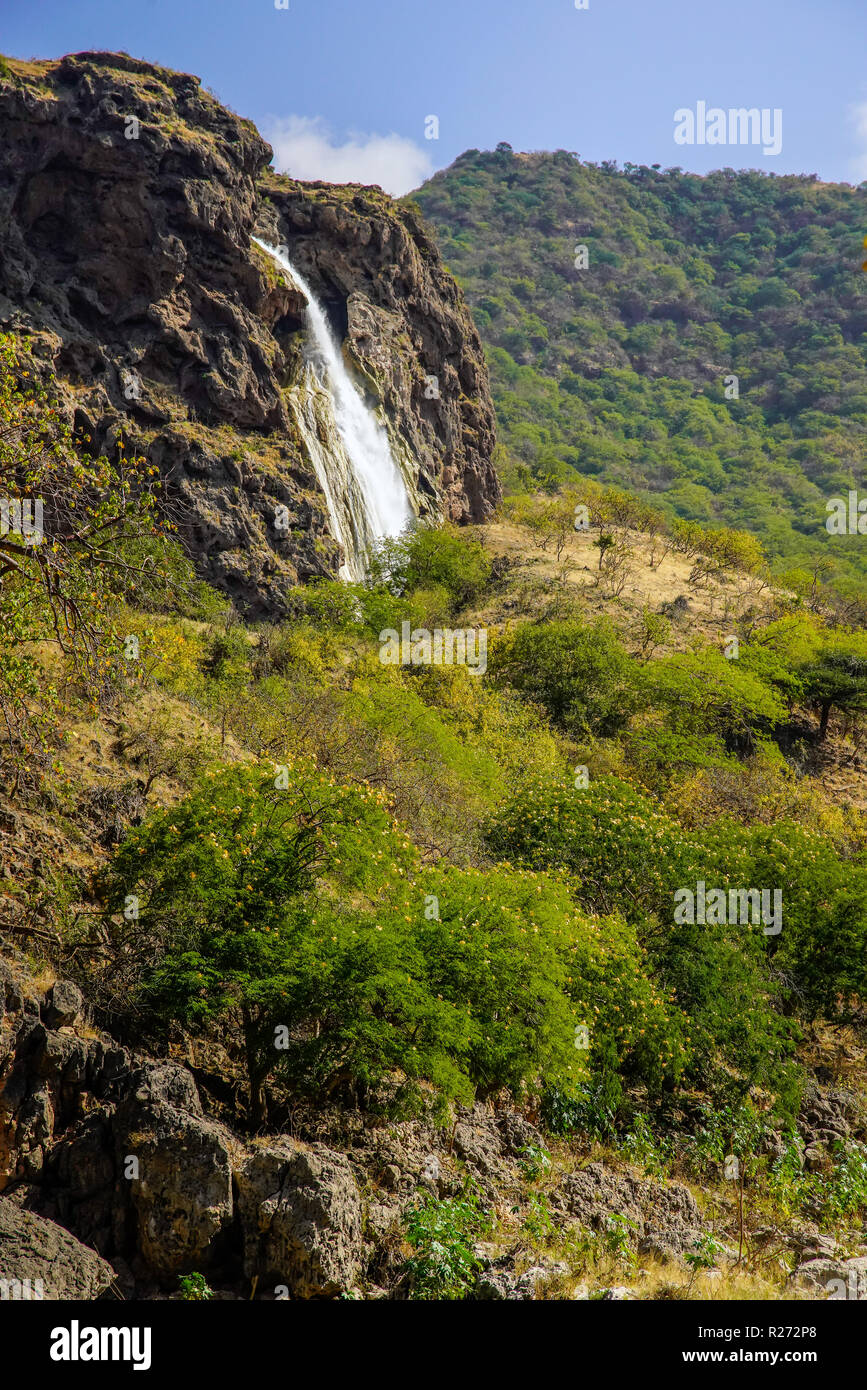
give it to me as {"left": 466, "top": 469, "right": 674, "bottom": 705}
{"left": 43, "top": 981, "right": 83, "bottom": 1029}
{"left": 112, "top": 1064, "right": 233, "bottom": 1279}
{"left": 476, "top": 1262, "right": 569, "bottom": 1301}
{"left": 791, "top": 1255, "right": 867, "bottom": 1299}
{"left": 453, "top": 1117, "right": 506, "bottom": 1180}
{"left": 0, "top": 1199, "right": 116, "bottom": 1300}
{"left": 803, "top": 1142, "right": 830, "bottom": 1173}
{"left": 554, "top": 1161, "right": 704, "bottom": 1262}
{"left": 236, "top": 1139, "right": 363, "bottom": 1298}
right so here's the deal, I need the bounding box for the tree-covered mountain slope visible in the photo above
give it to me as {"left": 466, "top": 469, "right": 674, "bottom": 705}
{"left": 411, "top": 149, "right": 867, "bottom": 588}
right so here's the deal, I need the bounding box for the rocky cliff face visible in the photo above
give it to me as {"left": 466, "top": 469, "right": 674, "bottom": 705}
{"left": 0, "top": 953, "right": 711, "bottom": 1300}
{"left": 0, "top": 51, "right": 499, "bottom": 614}
{"left": 4, "top": 951, "right": 862, "bottom": 1300}
{"left": 254, "top": 175, "right": 498, "bottom": 527}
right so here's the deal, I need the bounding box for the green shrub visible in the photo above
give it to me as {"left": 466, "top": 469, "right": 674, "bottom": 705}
{"left": 200, "top": 623, "right": 251, "bottom": 686}
{"left": 289, "top": 579, "right": 365, "bottom": 630}
{"left": 640, "top": 647, "right": 787, "bottom": 762}
{"left": 489, "top": 619, "right": 643, "bottom": 737}
{"left": 485, "top": 773, "right": 695, "bottom": 921}
{"left": 814, "top": 1142, "right": 867, "bottom": 1221}
{"left": 403, "top": 1189, "right": 491, "bottom": 1299}
{"left": 413, "top": 865, "right": 581, "bottom": 1097}
{"left": 177, "top": 1272, "right": 213, "bottom": 1301}
{"left": 369, "top": 526, "right": 492, "bottom": 612}
{"left": 485, "top": 774, "right": 804, "bottom": 1104}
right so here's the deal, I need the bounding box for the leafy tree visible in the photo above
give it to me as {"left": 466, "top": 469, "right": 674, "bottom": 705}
{"left": 796, "top": 635, "right": 867, "bottom": 739}
{"left": 91, "top": 761, "right": 416, "bottom": 1122}
{"left": 0, "top": 334, "right": 165, "bottom": 782}
{"left": 368, "top": 526, "right": 492, "bottom": 613}
{"left": 489, "top": 618, "right": 643, "bottom": 737}
{"left": 414, "top": 865, "right": 580, "bottom": 1098}
{"left": 640, "top": 647, "right": 787, "bottom": 761}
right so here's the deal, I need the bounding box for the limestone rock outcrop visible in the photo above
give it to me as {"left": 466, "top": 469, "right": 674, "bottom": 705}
{"left": 1, "top": 956, "right": 364, "bottom": 1298}
{"left": 551, "top": 1160, "right": 704, "bottom": 1261}
{"left": 0, "top": 1199, "right": 116, "bottom": 1300}
{"left": 112, "top": 1064, "right": 235, "bottom": 1279}
{"left": 236, "top": 1140, "right": 363, "bottom": 1297}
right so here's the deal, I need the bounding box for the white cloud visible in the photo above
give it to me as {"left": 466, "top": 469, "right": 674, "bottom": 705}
{"left": 849, "top": 101, "right": 867, "bottom": 183}
{"left": 264, "top": 116, "right": 434, "bottom": 196}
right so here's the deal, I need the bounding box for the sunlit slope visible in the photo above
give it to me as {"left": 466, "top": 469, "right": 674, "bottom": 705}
{"left": 411, "top": 149, "right": 867, "bottom": 586}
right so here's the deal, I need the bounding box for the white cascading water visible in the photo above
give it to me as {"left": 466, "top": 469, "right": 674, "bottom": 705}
{"left": 254, "top": 238, "right": 412, "bottom": 580}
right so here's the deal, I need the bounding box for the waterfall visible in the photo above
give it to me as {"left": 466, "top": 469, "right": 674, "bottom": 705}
{"left": 254, "top": 238, "right": 413, "bottom": 581}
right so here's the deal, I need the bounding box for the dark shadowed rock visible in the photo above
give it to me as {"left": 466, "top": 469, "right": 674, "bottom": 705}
{"left": 43, "top": 980, "right": 83, "bottom": 1029}
{"left": 112, "top": 1065, "right": 233, "bottom": 1278}
{"left": 0, "top": 1199, "right": 116, "bottom": 1299}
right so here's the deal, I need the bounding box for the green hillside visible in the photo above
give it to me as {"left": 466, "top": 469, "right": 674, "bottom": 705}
{"left": 410, "top": 148, "right": 867, "bottom": 589}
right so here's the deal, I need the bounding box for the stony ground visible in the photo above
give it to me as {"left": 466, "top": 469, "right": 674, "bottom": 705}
{"left": 2, "top": 946, "right": 866, "bottom": 1300}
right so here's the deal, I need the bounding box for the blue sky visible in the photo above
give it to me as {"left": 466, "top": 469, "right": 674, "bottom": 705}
{"left": 5, "top": 0, "right": 867, "bottom": 194}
